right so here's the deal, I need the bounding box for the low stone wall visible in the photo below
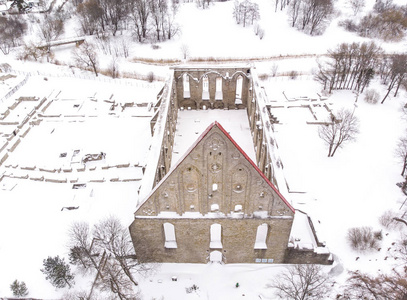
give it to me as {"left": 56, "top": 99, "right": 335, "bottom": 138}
{"left": 8, "top": 138, "right": 20, "bottom": 152}
{"left": 284, "top": 247, "right": 333, "bottom": 265}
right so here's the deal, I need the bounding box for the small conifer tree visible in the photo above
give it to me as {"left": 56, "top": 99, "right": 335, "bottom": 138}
{"left": 41, "top": 256, "right": 75, "bottom": 288}
{"left": 10, "top": 279, "right": 29, "bottom": 298}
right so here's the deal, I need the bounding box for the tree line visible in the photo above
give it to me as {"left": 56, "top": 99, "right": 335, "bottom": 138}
{"left": 75, "top": 0, "right": 180, "bottom": 42}
{"left": 316, "top": 41, "right": 407, "bottom": 104}
{"left": 340, "top": 0, "right": 407, "bottom": 42}
{"left": 273, "top": 0, "right": 334, "bottom": 36}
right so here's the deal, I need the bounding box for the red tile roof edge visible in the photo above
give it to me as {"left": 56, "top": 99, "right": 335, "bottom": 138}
{"left": 213, "top": 121, "right": 295, "bottom": 214}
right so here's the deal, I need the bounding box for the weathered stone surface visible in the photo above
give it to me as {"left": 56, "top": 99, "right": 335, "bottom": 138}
{"left": 130, "top": 217, "right": 293, "bottom": 264}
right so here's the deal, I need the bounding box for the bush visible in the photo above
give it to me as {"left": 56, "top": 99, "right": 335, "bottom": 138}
{"left": 258, "top": 73, "right": 269, "bottom": 80}
{"left": 364, "top": 89, "right": 380, "bottom": 104}
{"left": 338, "top": 19, "right": 358, "bottom": 32}
{"left": 147, "top": 71, "right": 155, "bottom": 83}
{"left": 374, "top": 230, "right": 383, "bottom": 240}
{"left": 347, "top": 226, "right": 381, "bottom": 251}
{"left": 289, "top": 70, "right": 298, "bottom": 79}
{"left": 186, "top": 284, "right": 199, "bottom": 293}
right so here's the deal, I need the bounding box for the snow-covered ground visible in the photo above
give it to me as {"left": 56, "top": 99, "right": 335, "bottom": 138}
{"left": 172, "top": 109, "right": 256, "bottom": 165}
{"left": 0, "top": 0, "right": 407, "bottom": 298}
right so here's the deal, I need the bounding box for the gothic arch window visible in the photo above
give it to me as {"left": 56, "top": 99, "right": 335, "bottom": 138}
{"left": 210, "top": 223, "right": 222, "bottom": 249}
{"left": 202, "top": 75, "right": 209, "bottom": 100}
{"left": 183, "top": 73, "right": 190, "bottom": 99}
{"left": 254, "top": 223, "right": 268, "bottom": 249}
{"left": 163, "top": 223, "right": 177, "bottom": 248}
{"left": 215, "top": 77, "right": 223, "bottom": 100}
{"left": 235, "top": 75, "right": 243, "bottom": 105}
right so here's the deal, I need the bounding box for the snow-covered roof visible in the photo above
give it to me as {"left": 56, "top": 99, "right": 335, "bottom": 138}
{"left": 289, "top": 210, "right": 329, "bottom": 254}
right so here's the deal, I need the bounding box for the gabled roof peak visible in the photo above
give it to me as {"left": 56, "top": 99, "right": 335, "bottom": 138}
{"left": 136, "top": 121, "right": 295, "bottom": 214}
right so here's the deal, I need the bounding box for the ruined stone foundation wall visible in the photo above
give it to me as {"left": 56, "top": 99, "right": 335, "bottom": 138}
{"left": 284, "top": 247, "right": 333, "bottom": 265}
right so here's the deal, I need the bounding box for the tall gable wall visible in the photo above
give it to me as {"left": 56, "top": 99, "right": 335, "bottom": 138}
{"left": 135, "top": 124, "right": 294, "bottom": 218}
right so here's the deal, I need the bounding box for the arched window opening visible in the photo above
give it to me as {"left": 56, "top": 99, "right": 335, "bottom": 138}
{"left": 215, "top": 77, "right": 223, "bottom": 100}
{"left": 163, "top": 223, "right": 177, "bottom": 248}
{"left": 183, "top": 73, "right": 190, "bottom": 99}
{"left": 202, "top": 75, "right": 209, "bottom": 100}
{"left": 235, "top": 75, "right": 243, "bottom": 105}
{"left": 254, "top": 223, "right": 268, "bottom": 249}
{"left": 210, "top": 224, "right": 222, "bottom": 249}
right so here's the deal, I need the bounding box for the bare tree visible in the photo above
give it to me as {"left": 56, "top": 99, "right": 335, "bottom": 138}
{"left": 268, "top": 264, "right": 332, "bottom": 300}
{"left": 77, "top": 0, "right": 104, "bottom": 36}
{"left": 271, "top": 63, "right": 279, "bottom": 77}
{"left": 106, "top": 0, "right": 129, "bottom": 36}
{"left": 92, "top": 216, "right": 139, "bottom": 287}
{"left": 149, "top": 0, "right": 167, "bottom": 41}
{"left": 318, "top": 108, "right": 359, "bottom": 157}
{"left": 38, "top": 13, "right": 65, "bottom": 47}
{"left": 68, "top": 218, "right": 151, "bottom": 299}
{"left": 96, "top": 257, "right": 139, "bottom": 300}
{"left": 395, "top": 134, "right": 407, "bottom": 176}
{"left": 196, "top": 0, "right": 212, "bottom": 9}
{"left": 274, "top": 0, "right": 279, "bottom": 12}
{"left": 109, "top": 56, "right": 120, "bottom": 78}
{"left": 393, "top": 234, "right": 407, "bottom": 264}
{"left": 358, "top": 4, "right": 407, "bottom": 42}
{"left": 298, "top": 0, "right": 333, "bottom": 35}
{"left": 381, "top": 54, "right": 407, "bottom": 104}
{"left": 316, "top": 42, "right": 382, "bottom": 93}
{"left": 349, "top": 0, "right": 365, "bottom": 16}
{"left": 344, "top": 269, "right": 407, "bottom": 300}
{"left": 164, "top": 0, "right": 180, "bottom": 40}
{"left": 19, "top": 42, "right": 49, "bottom": 61}
{"left": 68, "top": 222, "right": 102, "bottom": 274}
{"left": 374, "top": 0, "right": 396, "bottom": 13}
{"left": 180, "top": 44, "right": 189, "bottom": 60}
{"left": 308, "top": 0, "right": 334, "bottom": 35}
{"left": 0, "top": 16, "right": 27, "bottom": 55}
{"left": 72, "top": 41, "right": 99, "bottom": 76}
{"left": 289, "top": 0, "right": 302, "bottom": 27}
{"left": 233, "top": 0, "right": 260, "bottom": 27}
{"left": 130, "top": 0, "right": 150, "bottom": 42}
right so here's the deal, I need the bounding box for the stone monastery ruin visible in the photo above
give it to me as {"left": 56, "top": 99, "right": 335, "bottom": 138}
{"left": 129, "top": 66, "right": 333, "bottom": 265}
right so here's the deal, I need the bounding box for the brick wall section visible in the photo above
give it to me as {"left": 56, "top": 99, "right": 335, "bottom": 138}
{"left": 129, "top": 216, "right": 294, "bottom": 264}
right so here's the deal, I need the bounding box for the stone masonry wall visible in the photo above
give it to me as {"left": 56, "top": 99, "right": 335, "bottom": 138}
{"left": 284, "top": 247, "right": 333, "bottom": 265}
{"left": 173, "top": 67, "right": 251, "bottom": 110}
{"left": 130, "top": 216, "right": 294, "bottom": 264}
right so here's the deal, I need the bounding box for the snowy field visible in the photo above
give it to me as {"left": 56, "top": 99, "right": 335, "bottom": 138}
{"left": 0, "top": 73, "right": 405, "bottom": 299}
{"left": 1, "top": 0, "right": 407, "bottom": 298}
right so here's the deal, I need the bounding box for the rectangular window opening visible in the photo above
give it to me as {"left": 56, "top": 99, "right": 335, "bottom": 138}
{"left": 254, "top": 223, "right": 268, "bottom": 249}
{"left": 210, "top": 224, "right": 222, "bottom": 249}
{"left": 164, "top": 223, "right": 177, "bottom": 249}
